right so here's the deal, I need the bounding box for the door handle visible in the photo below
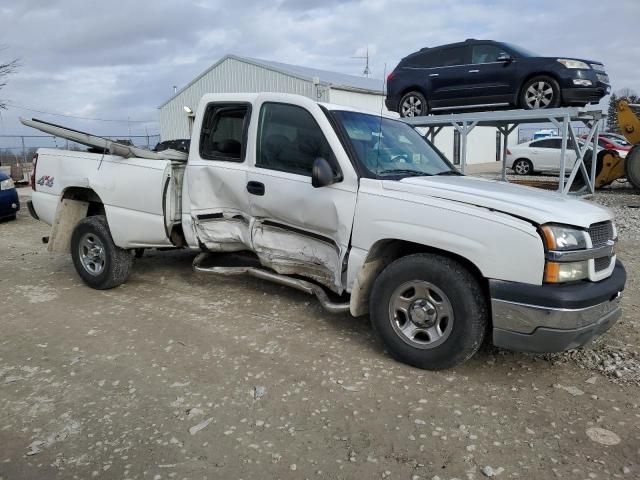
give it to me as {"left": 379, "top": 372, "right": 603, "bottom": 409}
{"left": 468, "top": 69, "right": 479, "bottom": 73}
{"left": 429, "top": 73, "right": 439, "bottom": 77}
{"left": 246, "top": 181, "right": 265, "bottom": 196}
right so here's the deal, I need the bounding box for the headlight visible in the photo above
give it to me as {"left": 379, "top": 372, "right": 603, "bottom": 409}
{"left": 541, "top": 225, "right": 588, "bottom": 251}
{"left": 541, "top": 225, "right": 590, "bottom": 283}
{"left": 0, "top": 178, "right": 14, "bottom": 190}
{"left": 557, "top": 59, "right": 590, "bottom": 69}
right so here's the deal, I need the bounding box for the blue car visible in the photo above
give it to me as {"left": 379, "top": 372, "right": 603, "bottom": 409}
{"left": 0, "top": 171, "right": 20, "bottom": 220}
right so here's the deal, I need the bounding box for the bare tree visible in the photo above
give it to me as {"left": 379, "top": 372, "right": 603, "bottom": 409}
{"left": 616, "top": 87, "right": 638, "bottom": 100}
{"left": 0, "top": 48, "right": 19, "bottom": 110}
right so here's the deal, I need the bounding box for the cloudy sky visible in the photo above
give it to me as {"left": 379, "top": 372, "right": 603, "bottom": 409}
{"left": 0, "top": 0, "right": 638, "bottom": 147}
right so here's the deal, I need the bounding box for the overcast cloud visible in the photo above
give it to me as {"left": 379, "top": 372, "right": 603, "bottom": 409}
{"left": 0, "top": 0, "right": 638, "bottom": 144}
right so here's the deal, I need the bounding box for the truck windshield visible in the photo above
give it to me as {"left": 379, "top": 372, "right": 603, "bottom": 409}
{"left": 332, "top": 110, "right": 458, "bottom": 178}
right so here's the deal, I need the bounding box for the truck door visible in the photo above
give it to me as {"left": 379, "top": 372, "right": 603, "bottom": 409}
{"left": 246, "top": 99, "right": 358, "bottom": 293}
{"left": 184, "top": 102, "right": 253, "bottom": 251}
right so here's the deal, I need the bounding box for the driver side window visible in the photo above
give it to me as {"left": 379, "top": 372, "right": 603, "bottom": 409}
{"left": 256, "top": 102, "right": 336, "bottom": 176}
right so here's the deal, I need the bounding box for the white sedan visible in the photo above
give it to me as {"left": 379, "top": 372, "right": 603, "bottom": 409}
{"left": 506, "top": 137, "right": 591, "bottom": 175}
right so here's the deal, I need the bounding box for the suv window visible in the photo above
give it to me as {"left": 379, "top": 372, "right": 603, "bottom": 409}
{"left": 471, "top": 45, "right": 508, "bottom": 64}
{"left": 200, "top": 104, "right": 250, "bottom": 161}
{"left": 256, "top": 102, "right": 336, "bottom": 176}
{"left": 439, "top": 46, "right": 469, "bottom": 67}
{"left": 404, "top": 50, "right": 439, "bottom": 68}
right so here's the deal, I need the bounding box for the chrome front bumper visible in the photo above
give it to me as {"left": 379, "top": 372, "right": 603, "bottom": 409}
{"left": 489, "top": 261, "right": 626, "bottom": 353}
{"left": 491, "top": 296, "right": 621, "bottom": 353}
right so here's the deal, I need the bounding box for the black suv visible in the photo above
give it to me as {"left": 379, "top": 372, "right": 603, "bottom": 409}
{"left": 386, "top": 39, "right": 610, "bottom": 117}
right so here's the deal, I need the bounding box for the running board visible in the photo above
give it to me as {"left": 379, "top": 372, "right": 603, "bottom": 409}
{"left": 192, "top": 253, "right": 350, "bottom": 314}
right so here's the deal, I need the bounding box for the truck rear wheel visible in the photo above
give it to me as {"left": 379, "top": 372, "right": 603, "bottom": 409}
{"left": 71, "top": 215, "right": 133, "bottom": 289}
{"left": 369, "top": 253, "right": 488, "bottom": 370}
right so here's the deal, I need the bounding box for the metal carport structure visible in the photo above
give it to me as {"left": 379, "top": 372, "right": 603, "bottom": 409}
{"left": 402, "top": 107, "right": 604, "bottom": 194}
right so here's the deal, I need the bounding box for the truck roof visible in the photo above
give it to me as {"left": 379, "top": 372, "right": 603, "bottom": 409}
{"left": 197, "top": 92, "right": 395, "bottom": 118}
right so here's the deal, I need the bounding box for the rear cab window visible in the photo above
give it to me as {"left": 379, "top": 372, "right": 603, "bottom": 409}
{"left": 199, "top": 103, "right": 251, "bottom": 162}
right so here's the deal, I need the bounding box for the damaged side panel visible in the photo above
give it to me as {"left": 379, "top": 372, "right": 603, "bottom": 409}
{"left": 185, "top": 162, "right": 252, "bottom": 251}
{"left": 251, "top": 221, "right": 342, "bottom": 291}
{"left": 194, "top": 212, "right": 252, "bottom": 252}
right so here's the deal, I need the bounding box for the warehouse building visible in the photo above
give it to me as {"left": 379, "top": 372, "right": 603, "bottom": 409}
{"left": 158, "top": 54, "right": 506, "bottom": 165}
{"left": 158, "top": 54, "right": 387, "bottom": 140}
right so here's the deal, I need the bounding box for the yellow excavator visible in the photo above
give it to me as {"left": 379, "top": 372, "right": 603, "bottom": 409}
{"left": 592, "top": 99, "right": 640, "bottom": 189}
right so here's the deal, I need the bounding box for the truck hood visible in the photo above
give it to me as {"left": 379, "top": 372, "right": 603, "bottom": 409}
{"left": 384, "top": 175, "right": 612, "bottom": 228}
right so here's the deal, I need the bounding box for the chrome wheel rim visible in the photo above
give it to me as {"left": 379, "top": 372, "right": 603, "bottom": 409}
{"left": 514, "top": 160, "right": 530, "bottom": 174}
{"left": 401, "top": 95, "right": 423, "bottom": 117}
{"left": 525, "top": 81, "right": 554, "bottom": 109}
{"left": 79, "top": 233, "right": 106, "bottom": 276}
{"left": 388, "top": 280, "right": 454, "bottom": 349}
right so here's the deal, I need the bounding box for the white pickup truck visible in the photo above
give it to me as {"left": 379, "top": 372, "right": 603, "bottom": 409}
{"left": 25, "top": 92, "right": 626, "bottom": 370}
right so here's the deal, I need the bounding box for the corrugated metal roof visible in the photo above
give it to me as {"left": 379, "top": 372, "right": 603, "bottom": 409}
{"left": 159, "top": 54, "right": 384, "bottom": 108}
{"left": 243, "top": 57, "right": 384, "bottom": 94}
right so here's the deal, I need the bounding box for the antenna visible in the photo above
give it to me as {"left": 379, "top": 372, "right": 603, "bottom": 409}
{"left": 375, "top": 63, "right": 387, "bottom": 176}
{"left": 352, "top": 46, "right": 371, "bottom": 77}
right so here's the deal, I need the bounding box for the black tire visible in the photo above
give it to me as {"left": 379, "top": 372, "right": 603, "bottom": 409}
{"left": 519, "top": 76, "right": 561, "bottom": 110}
{"left": 369, "top": 253, "right": 488, "bottom": 370}
{"left": 512, "top": 158, "right": 533, "bottom": 175}
{"left": 399, "top": 91, "right": 428, "bottom": 117}
{"left": 71, "top": 215, "right": 133, "bottom": 289}
{"left": 624, "top": 145, "right": 640, "bottom": 189}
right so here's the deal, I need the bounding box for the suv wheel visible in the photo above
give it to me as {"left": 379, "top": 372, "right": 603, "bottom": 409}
{"left": 399, "top": 91, "right": 428, "bottom": 117}
{"left": 71, "top": 215, "right": 133, "bottom": 289}
{"left": 520, "top": 76, "right": 560, "bottom": 110}
{"left": 369, "top": 253, "right": 488, "bottom": 370}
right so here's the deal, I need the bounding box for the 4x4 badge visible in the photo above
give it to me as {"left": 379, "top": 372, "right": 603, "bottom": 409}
{"left": 37, "top": 175, "right": 54, "bottom": 187}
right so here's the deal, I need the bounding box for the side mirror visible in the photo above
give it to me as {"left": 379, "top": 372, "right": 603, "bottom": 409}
{"left": 312, "top": 157, "right": 335, "bottom": 188}
{"left": 496, "top": 53, "right": 513, "bottom": 63}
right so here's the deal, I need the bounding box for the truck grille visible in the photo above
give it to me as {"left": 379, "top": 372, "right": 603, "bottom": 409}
{"left": 589, "top": 221, "right": 615, "bottom": 272}
{"left": 596, "top": 73, "right": 610, "bottom": 84}
{"left": 588, "top": 221, "right": 614, "bottom": 247}
{"left": 590, "top": 63, "right": 605, "bottom": 72}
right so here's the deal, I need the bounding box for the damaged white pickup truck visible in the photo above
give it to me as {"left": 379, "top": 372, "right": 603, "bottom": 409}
{"left": 25, "top": 92, "right": 626, "bottom": 370}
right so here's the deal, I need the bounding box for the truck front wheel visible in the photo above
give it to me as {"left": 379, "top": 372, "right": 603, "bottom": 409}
{"left": 369, "top": 253, "right": 488, "bottom": 370}
{"left": 71, "top": 215, "right": 133, "bottom": 289}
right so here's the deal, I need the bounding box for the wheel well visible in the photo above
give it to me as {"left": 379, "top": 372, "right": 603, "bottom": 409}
{"left": 518, "top": 72, "right": 562, "bottom": 99}
{"left": 513, "top": 157, "right": 532, "bottom": 164}
{"left": 350, "top": 239, "right": 489, "bottom": 317}
{"left": 400, "top": 87, "right": 428, "bottom": 102}
{"left": 61, "top": 187, "right": 105, "bottom": 216}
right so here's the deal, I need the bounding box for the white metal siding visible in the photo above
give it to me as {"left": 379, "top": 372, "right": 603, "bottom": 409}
{"left": 328, "top": 89, "right": 395, "bottom": 117}
{"left": 159, "top": 58, "right": 327, "bottom": 140}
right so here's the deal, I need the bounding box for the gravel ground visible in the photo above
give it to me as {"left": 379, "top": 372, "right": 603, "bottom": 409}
{"left": 1, "top": 188, "right": 639, "bottom": 479}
